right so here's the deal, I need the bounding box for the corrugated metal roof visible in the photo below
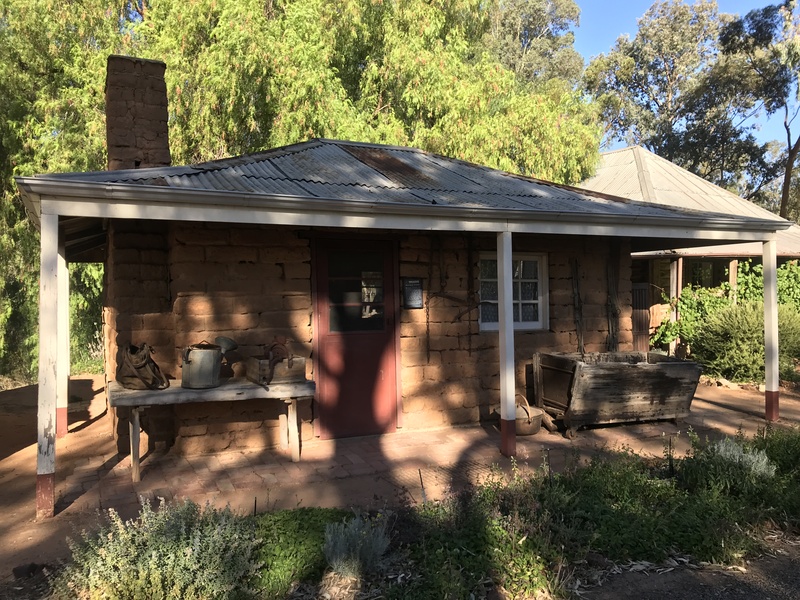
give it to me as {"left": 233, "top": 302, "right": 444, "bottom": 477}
{"left": 26, "top": 139, "right": 786, "bottom": 227}
{"left": 20, "top": 139, "right": 792, "bottom": 233}
{"left": 582, "top": 146, "right": 784, "bottom": 222}
{"left": 583, "top": 145, "right": 800, "bottom": 257}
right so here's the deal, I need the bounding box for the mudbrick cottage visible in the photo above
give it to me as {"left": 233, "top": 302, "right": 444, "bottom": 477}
{"left": 16, "top": 56, "right": 789, "bottom": 518}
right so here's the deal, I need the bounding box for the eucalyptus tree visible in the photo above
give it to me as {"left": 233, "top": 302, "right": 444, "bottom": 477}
{"left": 482, "top": 0, "right": 583, "bottom": 86}
{"left": 719, "top": 1, "right": 800, "bottom": 218}
{"left": 584, "top": 0, "right": 776, "bottom": 200}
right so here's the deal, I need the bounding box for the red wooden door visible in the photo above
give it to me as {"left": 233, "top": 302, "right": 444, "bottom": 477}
{"left": 314, "top": 240, "right": 397, "bottom": 439}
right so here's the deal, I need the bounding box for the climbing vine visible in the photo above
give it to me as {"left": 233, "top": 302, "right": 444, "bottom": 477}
{"left": 651, "top": 259, "right": 800, "bottom": 382}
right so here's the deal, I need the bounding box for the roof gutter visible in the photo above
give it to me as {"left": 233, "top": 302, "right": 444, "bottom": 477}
{"left": 15, "top": 177, "right": 789, "bottom": 240}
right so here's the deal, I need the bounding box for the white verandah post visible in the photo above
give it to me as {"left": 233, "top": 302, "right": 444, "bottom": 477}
{"left": 763, "top": 239, "right": 779, "bottom": 421}
{"left": 497, "top": 231, "right": 516, "bottom": 457}
{"left": 37, "top": 212, "right": 59, "bottom": 519}
{"left": 57, "top": 238, "right": 69, "bottom": 438}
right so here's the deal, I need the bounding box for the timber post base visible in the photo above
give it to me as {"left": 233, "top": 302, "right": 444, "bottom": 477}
{"left": 500, "top": 418, "right": 516, "bottom": 457}
{"left": 36, "top": 473, "right": 55, "bottom": 520}
{"left": 766, "top": 390, "right": 780, "bottom": 422}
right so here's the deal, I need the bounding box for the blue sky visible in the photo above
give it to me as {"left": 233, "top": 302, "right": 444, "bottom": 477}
{"left": 572, "top": 1, "right": 785, "bottom": 145}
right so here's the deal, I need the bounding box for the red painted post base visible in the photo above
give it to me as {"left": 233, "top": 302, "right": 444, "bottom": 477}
{"left": 500, "top": 418, "right": 516, "bottom": 457}
{"left": 57, "top": 406, "right": 68, "bottom": 438}
{"left": 36, "top": 473, "right": 55, "bottom": 519}
{"left": 765, "top": 390, "right": 780, "bottom": 422}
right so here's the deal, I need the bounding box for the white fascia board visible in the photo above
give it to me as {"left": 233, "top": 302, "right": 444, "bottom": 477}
{"left": 20, "top": 190, "right": 42, "bottom": 228}
{"left": 38, "top": 195, "right": 782, "bottom": 243}
{"left": 22, "top": 177, "right": 788, "bottom": 242}
{"left": 632, "top": 236, "right": 779, "bottom": 258}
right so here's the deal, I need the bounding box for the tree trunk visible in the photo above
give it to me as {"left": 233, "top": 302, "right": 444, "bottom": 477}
{"left": 779, "top": 133, "right": 800, "bottom": 219}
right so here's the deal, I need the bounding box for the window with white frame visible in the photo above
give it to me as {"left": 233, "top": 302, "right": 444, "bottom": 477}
{"left": 478, "top": 254, "right": 548, "bottom": 331}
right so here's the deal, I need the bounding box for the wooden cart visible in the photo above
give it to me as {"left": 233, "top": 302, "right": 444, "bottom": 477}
{"left": 532, "top": 352, "right": 702, "bottom": 439}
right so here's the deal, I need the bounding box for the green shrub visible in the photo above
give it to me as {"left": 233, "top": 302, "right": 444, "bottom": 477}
{"left": 691, "top": 302, "right": 800, "bottom": 381}
{"left": 750, "top": 425, "right": 800, "bottom": 475}
{"left": 256, "top": 507, "right": 348, "bottom": 598}
{"left": 679, "top": 436, "right": 776, "bottom": 497}
{"left": 538, "top": 449, "right": 685, "bottom": 561}
{"left": 51, "top": 499, "right": 262, "bottom": 600}
{"left": 734, "top": 259, "right": 800, "bottom": 308}
{"left": 323, "top": 512, "right": 390, "bottom": 578}
{"left": 691, "top": 302, "right": 765, "bottom": 381}
{"left": 651, "top": 285, "right": 730, "bottom": 348}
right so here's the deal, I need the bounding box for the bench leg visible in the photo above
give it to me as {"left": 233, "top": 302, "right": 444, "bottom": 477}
{"left": 130, "top": 407, "right": 141, "bottom": 483}
{"left": 278, "top": 410, "right": 289, "bottom": 452}
{"left": 285, "top": 398, "right": 300, "bottom": 462}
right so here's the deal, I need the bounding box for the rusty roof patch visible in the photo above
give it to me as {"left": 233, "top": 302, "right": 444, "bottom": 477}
{"left": 340, "top": 144, "right": 434, "bottom": 186}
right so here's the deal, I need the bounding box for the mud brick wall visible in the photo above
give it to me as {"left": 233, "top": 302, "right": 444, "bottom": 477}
{"left": 105, "top": 221, "right": 633, "bottom": 449}
{"left": 168, "top": 223, "right": 313, "bottom": 373}
{"left": 168, "top": 223, "right": 314, "bottom": 453}
{"left": 103, "top": 219, "right": 174, "bottom": 451}
{"left": 398, "top": 232, "right": 633, "bottom": 430}
{"left": 104, "top": 222, "right": 314, "bottom": 455}
{"left": 103, "top": 220, "right": 174, "bottom": 373}
{"left": 172, "top": 399, "right": 314, "bottom": 455}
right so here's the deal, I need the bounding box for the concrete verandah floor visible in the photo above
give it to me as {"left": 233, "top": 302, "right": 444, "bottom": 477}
{"left": 1, "top": 378, "right": 799, "bottom": 579}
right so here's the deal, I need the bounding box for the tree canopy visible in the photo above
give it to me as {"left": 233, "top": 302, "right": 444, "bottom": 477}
{"left": 481, "top": 0, "right": 584, "bottom": 86}
{"left": 0, "top": 0, "right": 135, "bottom": 378}
{"left": 718, "top": 0, "right": 800, "bottom": 218}
{"left": 137, "top": 0, "right": 599, "bottom": 181}
{"left": 0, "top": 0, "right": 600, "bottom": 380}
{"left": 584, "top": 0, "right": 785, "bottom": 202}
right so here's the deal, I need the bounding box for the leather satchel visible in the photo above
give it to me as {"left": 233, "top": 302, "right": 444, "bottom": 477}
{"left": 117, "top": 343, "right": 170, "bottom": 390}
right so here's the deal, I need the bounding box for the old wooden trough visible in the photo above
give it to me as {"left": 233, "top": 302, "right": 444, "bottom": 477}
{"left": 532, "top": 352, "right": 702, "bottom": 439}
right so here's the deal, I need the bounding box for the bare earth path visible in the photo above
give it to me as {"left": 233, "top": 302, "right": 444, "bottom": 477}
{"left": 0, "top": 377, "right": 799, "bottom": 599}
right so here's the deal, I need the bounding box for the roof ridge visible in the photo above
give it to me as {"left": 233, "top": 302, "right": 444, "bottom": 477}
{"left": 632, "top": 146, "right": 657, "bottom": 202}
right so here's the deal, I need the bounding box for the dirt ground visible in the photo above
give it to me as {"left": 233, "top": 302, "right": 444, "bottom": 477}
{"left": 578, "top": 536, "right": 800, "bottom": 599}
{"left": 1, "top": 377, "right": 799, "bottom": 599}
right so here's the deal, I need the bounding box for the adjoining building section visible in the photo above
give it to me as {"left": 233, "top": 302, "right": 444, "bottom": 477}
{"left": 581, "top": 145, "right": 798, "bottom": 350}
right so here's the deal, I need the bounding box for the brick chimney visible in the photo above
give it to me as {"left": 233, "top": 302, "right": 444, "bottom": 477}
{"left": 105, "top": 55, "right": 171, "bottom": 170}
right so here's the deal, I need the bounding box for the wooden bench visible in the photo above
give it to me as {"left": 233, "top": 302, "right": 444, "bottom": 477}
{"left": 108, "top": 378, "right": 315, "bottom": 482}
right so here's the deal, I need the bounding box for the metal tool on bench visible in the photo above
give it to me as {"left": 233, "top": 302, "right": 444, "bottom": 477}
{"left": 245, "top": 336, "right": 306, "bottom": 388}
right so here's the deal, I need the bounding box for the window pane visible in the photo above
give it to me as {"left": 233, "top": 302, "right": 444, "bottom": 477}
{"left": 520, "top": 281, "right": 536, "bottom": 301}
{"left": 329, "top": 280, "right": 362, "bottom": 304}
{"left": 329, "top": 252, "right": 383, "bottom": 278}
{"left": 361, "top": 272, "right": 383, "bottom": 303}
{"left": 480, "top": 303, "right": 499, "bottom": 323}
{"left": 479, "top": 259, "right": 497, "bottom": 279}
{"left": 327, "top": 253, "right": 385, "bottom": 333}
{"left": 521, "top": 260, "right": 538, "bottom": 279}
{"left": 480, "top": 280, "right": 498, "bottom": 301}
{"left": 479, "top": 254, "right": 546, "bottom": 330}
{"left": 521, "top": 303, "right": 539, "bottom": 322}
{"left": 330, "top": 305, "right": 384, "bottom": 332}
